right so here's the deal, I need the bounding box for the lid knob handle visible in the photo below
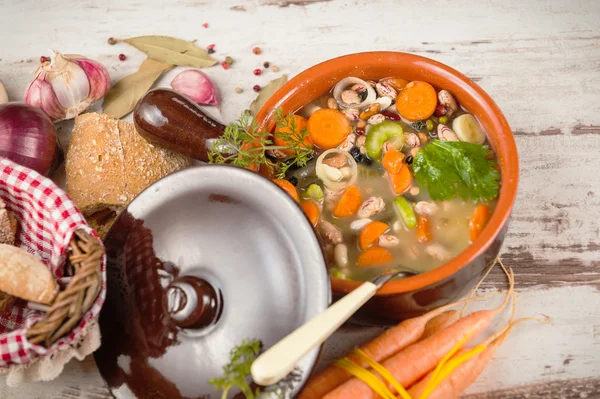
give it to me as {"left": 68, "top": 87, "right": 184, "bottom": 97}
{"left": 164, "top": 276, "right": 222, "bottom": 329}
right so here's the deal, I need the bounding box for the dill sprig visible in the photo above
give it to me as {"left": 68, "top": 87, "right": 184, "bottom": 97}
{"left": 207, "top": 108, "right": 314, "bottom": 178}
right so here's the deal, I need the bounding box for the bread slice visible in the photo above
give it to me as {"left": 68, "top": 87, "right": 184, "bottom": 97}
{"left": 66, "top": 113, "right": 191, "bottom": 236}
{"left": 0, "top": 244, "right": 58, "bottom": 305}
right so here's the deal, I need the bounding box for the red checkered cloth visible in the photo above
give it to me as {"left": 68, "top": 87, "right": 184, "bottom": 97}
{"left": 0, "top": 158, "right": 106, "bottom": 368}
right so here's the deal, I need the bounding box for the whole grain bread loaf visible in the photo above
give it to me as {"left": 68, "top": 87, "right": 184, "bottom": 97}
{"left": 66, "top": 113, "right": 191, "bottom": 237}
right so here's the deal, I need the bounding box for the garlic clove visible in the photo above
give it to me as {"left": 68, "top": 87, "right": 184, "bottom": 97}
{"left": 24, "top": 79, "right": 65, "bottom": 121}
{"left": 171, "top": 69, "right": 219, "bottom": 107}
{"left": 71, "top": 56, "right": 111, "bottom": 100}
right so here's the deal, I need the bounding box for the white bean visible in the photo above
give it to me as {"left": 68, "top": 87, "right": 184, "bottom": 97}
{"left": 334, "top": 244, "right": 349, "bottom": 267}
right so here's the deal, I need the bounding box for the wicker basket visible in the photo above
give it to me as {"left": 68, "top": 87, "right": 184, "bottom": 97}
{"left": 0, "top": 158, "right": 106, "bottom": 373}
{"left": 26, "top": 230, "right": 104, "bottom": 347}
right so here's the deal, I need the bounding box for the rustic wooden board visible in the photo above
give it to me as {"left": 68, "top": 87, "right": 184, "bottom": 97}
{"left": 1, "top": 0, "right": 599, "bottom": 397}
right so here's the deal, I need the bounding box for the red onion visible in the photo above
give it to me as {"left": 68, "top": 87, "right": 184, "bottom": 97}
{"left": 0, "top": 103, "right": 58, "bottom": 176}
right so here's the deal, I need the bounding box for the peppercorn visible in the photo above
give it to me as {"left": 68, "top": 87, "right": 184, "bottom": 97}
{"left": 225, "top": 56, "right": 234, "bottom": 65}
{"left": 253, "top": 85, "right": 261, "bottom": 92}
{"left": 207, "top": 48, "right": 215, "bottom": 54}
{"left": 252, "top": 47, "right": 262, "bottom": 55}
{"left": 235, "top": 87, "right": 243, "bottom": 94}
{"left": 118, "top": 54, "right": 126, "bottom": 61}
{"left": 40, "top": 56, "right": 49, "bottom": 63}
{"left": 405, "top": 155, "right": 414, "bottom": 165}
{"left": 425, "top": 119, "right": 434, "bottom": 131}
{"left": 439, "top": 116, "right": 449, "bottom": 124}
{"left": 207, "top": 44, "right": 216, "bottom": 50}
{"left": 253, "top": 69, "right": 262, "bottom": 76}
{"left": 107, "top": 37, "right": 116, "bottom": 45}
{"left": 202, "top": 22, "right": 209, "bottom": 28}
{"left": 263, "top": 61, "right": 270, "bottom": 68}
{"left": 270, "top": 65, "right": 280, "bottom": 72}
{"left": 221, "top": 61, "right": 230, "bottom": 70}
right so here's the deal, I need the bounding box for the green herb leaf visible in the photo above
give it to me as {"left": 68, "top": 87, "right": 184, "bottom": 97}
{"left": 207, "top": 107, "right": 314, "bottom": 178}
{"left": 413, "top": 140, "right": 500, "bottom": 201}
{"left": 249, "top": 75, "right": 288, "bottom": 116}
{"left": 120, "top": 35, "right": 217, "bottom": 68}
{"left": 209, "top": 339, "right": 262, "bottom": 399}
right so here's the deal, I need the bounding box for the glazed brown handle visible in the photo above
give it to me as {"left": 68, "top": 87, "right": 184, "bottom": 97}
{"left": 133, "top": 88, "right": 225, "bottom": 162}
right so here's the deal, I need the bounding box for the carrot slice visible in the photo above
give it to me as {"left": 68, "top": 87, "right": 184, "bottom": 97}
{"left": 382, "top": 147, "right": 405, "bottom": 175}
{"left": 274, "top": 114, "right": 313, "bottom": 156}
{"left": 332, "top": 185, "right": 363, "bottom": 218}
{"left": 389, "top": 166, "right": 413, "bottom": 195}
{"left": 359, "top": 221, "right": 389, "bottom": 250}
{"left": 417, "top": 215, "right": 433, "bottom": 243}
{"left": 272, "top": 179, "right": 300, "bottom": 203}
{"left": 300, "top": 199, "right": 321, "bottom": 227}
{"left": 395, "top": 81, "right": 438, "bottom": 121}
{"left": 308, "top": 108, "right": 352, "bottom": 149}
{"left": 469, "top": 204, "right": 491, "bottom": 241}
{"left": 381, "top": 77, "right": 410, "bottom": 92}
{"left": 357, "top": 247, "right": 393, "bottom": 267}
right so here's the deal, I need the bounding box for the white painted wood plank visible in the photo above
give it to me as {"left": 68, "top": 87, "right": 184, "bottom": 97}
{"left": 0, "top": 0, "right": 599, "bottom": 397}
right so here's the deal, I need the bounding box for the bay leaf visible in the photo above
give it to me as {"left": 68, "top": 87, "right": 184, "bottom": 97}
{"left": 103, "top": 58, "right": 172, "bottom": 119}
{"left": 249, "top": 75, "right": 288, "bottom": 117}
{"left": 122, "top": 36, "right": 217, "bottom": 68}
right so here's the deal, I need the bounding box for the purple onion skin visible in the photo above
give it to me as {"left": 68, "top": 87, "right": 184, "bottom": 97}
{"left": 0, "top": 102, "right": 57, "bottom": 176}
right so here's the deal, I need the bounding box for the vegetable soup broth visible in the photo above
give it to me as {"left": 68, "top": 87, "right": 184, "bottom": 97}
{"left": 293, "top": 81, "right": 499, "bottom": 282}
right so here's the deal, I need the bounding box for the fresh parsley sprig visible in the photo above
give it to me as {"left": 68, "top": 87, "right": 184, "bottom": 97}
{"left": 209, "top": 339, "right": 262, "bottom": 399}
{"left": 207, "top": 108, "right": 314, "bottom": 179}
{"left": 413, "top": 140, "right": 500, "bottom": 201}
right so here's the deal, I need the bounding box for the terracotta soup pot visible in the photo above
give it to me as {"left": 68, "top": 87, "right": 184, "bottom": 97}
{"left": 256, "top": 52, "right": 518, "bottom": 323}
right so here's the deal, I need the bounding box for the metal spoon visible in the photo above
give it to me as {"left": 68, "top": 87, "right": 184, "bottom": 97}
{"left": 251, "top": 269, "right": 417, "bottom": 386}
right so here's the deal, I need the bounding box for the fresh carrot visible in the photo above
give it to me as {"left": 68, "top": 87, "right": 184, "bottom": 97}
{"left": 421, "top": 310, "right": 460, "bottom": 341}
{"left": 416, "top": 215, "right": 432, "bottom": 243}
{"left": 389, "top": 166, "right": 412, "bottom": 195}
{"left": 323, "top": 269, "right": 514, "bottom": 399}
{"left": 469, "top": 204, "right": 491, "bottom": 242}
{"left": 359, "top": 221, "right": 389, "bottom": 250}
{"left": 382, "top": 147, "right": 405, "bottom": 175}
{"left": 395, "top": 81, "right": 438, "bottom": 122}
{"left": 380, "top": 77, "right": 410, "bottom": 92}
{"left": 300, "top": 199, "right": 321, "bottom": 227}
{"left": 357, "top": 247, "right": 393, "bottom": 267}
{"left": 274, "top": 114, "right": 313, "bottom": 155}
{"left": 409, "top": 314, "right": 549, "bottom": 399}
{"left": 298, "top": 292, "right": 503, "bottom": 399}
{"left": 272, "top": 179, "right": 299, "bottom": 203}
{"left": 332, "top": 185, "right": 363, "bottom": 218}
{"left": 308, "top": 108, "right": 352, "bottom": 149}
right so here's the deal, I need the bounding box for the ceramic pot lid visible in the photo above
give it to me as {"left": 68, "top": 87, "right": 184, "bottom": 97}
{"left": 94, "top": 165, "right": 330, "bottom": 399}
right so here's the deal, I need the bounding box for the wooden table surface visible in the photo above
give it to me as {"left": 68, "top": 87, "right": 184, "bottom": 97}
{"left": 1, "top": 0, "right": 600, "bottom": 397}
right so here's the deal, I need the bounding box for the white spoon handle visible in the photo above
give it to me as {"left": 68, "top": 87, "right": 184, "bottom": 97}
{"left": 251, "top": 281, "right": 377, "bottom": 386}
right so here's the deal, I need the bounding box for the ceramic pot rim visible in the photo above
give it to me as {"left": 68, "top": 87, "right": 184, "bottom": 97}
{"left": 256, "top": 51, "right": 519, "bottom": 296}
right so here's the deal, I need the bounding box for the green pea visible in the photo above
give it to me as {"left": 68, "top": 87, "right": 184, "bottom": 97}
{"left": 425, "top": 119, "right": 434, "bottom": 131}
{"left": 439, "top": 116, "right": 449, "bottom": 124}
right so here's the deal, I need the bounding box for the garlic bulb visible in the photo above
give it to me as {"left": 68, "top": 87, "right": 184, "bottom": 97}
{"left": 0, "top": 80, "right": 7, "bottom": 104}
{"left": 24, "top": 51, "right": 110, "bottom": 121}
